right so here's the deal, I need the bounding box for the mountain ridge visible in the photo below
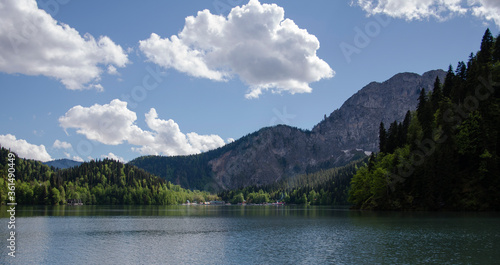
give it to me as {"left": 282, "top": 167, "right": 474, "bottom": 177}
{"left": 312, "top": 70, "right": 446, "bottom": 151}
{"left": 43, "top": 158, "right": 83, "bottom": 169}
{"left": 130, "top": 69, "right": 446, "bottom": 190}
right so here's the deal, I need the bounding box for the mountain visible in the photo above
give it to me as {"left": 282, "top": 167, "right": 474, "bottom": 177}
{"left": 313, "top": 69, "right": 446, "bottom": 151}
{"left": 348, "top": 30, "right": 500, "bottom": 211}
{"left": 130, "top": 69, "right": 446, "bottom": 191}
{"left": 43, "top": 159, "right": 83, "bottom": 169}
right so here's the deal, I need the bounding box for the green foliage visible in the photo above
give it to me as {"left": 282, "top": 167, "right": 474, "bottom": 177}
{"left": 379, "top": 122, "right": 387, "bottom": 153}
{"left": 0, "top": 147, "right": 218, "bottom": 205}
{"left": 349, "top": 29, "right": 500, "bottom": 211}
{"left": 219, "top": 158, "right": 367, "bottom": 205}
{"left": 379, "top": 114, "right": 411, "bottom": 154}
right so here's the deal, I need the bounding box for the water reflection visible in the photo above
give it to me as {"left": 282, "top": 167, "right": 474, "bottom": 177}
{"left": 0, "top": 206, "right": 499, "bottom": 264}
{"left": 1, "top": 205, "right": 354, "bottom": 218}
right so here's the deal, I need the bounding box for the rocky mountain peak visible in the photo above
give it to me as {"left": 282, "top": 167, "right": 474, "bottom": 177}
{"left": 130, "top": 69, "right": 447, "bottom": 190}
{"left": 312, "top": 69, "right": 446, "bottom": 152}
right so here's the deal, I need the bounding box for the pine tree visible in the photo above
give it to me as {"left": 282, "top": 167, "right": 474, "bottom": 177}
{"left": 417, "top": 88, "right": 433, "bottom": 139}
{"left": 401, "top": 110, "right": 411, "bottom": 144}
{"left": 443, "top": 65, "right": 454, "bottom": 99}
{"left": 431, "top": 76, "right": 443, "bottom": 112}
{"left": 451, "top": 61, "right": 467, "bottom": 104}
{"left": 387, "top": 121, "right": 399, "bottom": 153}
{"left": 456, "top": 61, "right": 467, "bottom": 80}
{"left": 379, "top": 122, "right": 387, "bottom": 153}
{"left": 493, "top": 33, "right": 500, "bottom": 62}
{"left": 478, "top": 28, "right": 494, "bottom": 64}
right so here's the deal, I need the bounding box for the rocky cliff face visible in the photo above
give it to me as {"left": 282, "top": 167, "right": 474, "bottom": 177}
{"left": 130, "top": 70, "right": 446, "bottom": 190}
{"left": 312, "top": 70, "right": 446, "bottom": 152}
{"left": 207, "top": 125, "right": 363, "bottom": 189}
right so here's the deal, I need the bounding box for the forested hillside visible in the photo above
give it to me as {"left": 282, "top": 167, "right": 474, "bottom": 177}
{"left": 219, "top": 157, "right": 367, "bottom": 205}
{"left": 349, "top": 29, "right": 500, "bottom": 211}
{"left": 0, "top": 146, "right": 217, "bottom": 205}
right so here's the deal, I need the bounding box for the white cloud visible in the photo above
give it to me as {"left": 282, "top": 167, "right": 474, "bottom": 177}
{"left": 139, "top": 0, "right": 334, "bottom": 98}
{"left": 59, "top": 99, "right": 227, "bottom": 156}
{"left": 53, "top": 140, "right": 72, "bottom": 149}
{"left": 107, "top": 65, "right": 119, "bottom": 75}
{"left": 354, "top": 0, "right": 466, "bottom": 21}
{"left": 0, "top": 134, "right": 52, "bottom": 162}
{"left": 101, "top": 152, "right": 126, "bottom": 163}
{"left": 187, "top": 132, "right": 226, "bottom": 152}
{"left": 59, "top": 99, "right": 138, "bottom": 145}
{"left": 470, "top": 0, "right": 500, "bottom": 27}
{"left": 354, "top": 0, "right": 500, "bottom": 27}
{"left": 72, "top": 156, "right": 84, "bottom": 162}
{"left": 0, "top": 0, "right": 129, "bottom": 90}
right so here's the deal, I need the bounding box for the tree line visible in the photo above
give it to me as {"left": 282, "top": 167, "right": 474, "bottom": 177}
{"left": 219, "top": 158, "right": 367, "bottom": 205}
{"left": 1, "top": 143, "right": 364, "bottom": 206}
{"left": 349, "top": 29, "right": 500, "bottom": 211}
{"left": 0, "top": 147, "right": 218, "bottom": 205}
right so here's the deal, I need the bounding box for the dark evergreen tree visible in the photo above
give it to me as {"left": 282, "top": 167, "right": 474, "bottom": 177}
{"left": 386, "top": 121, "right": 399, "bottom": 153}
{"left": 379, "top": 122, "right": 387, "bottom": 153}
{"left": 401, "top": 110, "right": 411, "bottom": 145}
{"left": 493, "top": 33, "right": 500, "bottom": 62}
{"left": 431, "top": 76, "right": 443, "bottom": 112}
{"left": 443, "top": 65, "right": 454, "bottom": 99}
{"left": 478, "top": 28, "right": 494, "bottom": 64}
{"left": 452, "top": 61, "right": 467, "bottom": 103}
{"left": 417, "top": 88, "right": 433, "bottom": 139}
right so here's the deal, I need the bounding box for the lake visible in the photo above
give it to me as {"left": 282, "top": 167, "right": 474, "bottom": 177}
{"left": 1, "top": 205, "right": 499, "bottom": 264}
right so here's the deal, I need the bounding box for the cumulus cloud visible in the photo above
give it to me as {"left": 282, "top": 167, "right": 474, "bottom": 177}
{"left": 0, "top": 0, "right": 129, "bottom": 90}
{"left": 0, "top": 134, "right": 52, "bottom": 162}
{"left": 354, "top": 0, "right": 466, "bottom": 20}
{"left": 470, "top": 0, "right": 500, "bottom": 27}
{"left": 53, "top": 140, "right": 72, "bottom": 149}
{"left": 101, "top": 152, "right": 126, "bottom": 163}
{"left": 354, "top": 0, "right": 500, "bottom": 27}
{"left": 59, "top": 99, "right": 139, "bottom": 145}
{"left": 59, "top": 99, "right": 227, "bottom": 156}
{"left": 72, "top": 156, "right": 84, "bottom": 162}
{"left": 187, "top": 132, "right": 227, "bottom": 152}
{"left": 139, "top": 0, "right": 333, "bottom": 98}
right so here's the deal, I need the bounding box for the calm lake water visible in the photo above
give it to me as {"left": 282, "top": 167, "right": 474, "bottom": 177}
{"left": 1, "top": 205, "right": 499, "bottom": 264}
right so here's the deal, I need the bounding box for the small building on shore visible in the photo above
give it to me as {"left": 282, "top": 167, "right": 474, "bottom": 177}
{"left": 67, "top": 199, "right": 83, "bottom": 206}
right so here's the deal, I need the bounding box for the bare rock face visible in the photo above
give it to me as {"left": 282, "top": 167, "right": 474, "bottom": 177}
{"left": 131, "top": 70, "right": 446, "bottom": 190}
{"left": 205, "top": 70, "right": 446, "bottom": 189}
{"left": 312, "top": 70, "right": 446, "bottom": 152}
{"left": 208, "top": 125, "right": 355, "bottom": 189}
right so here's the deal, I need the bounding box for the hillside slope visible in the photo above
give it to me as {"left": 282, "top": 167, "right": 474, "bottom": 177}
{"left": 130, "top": 70, "right": 445, "bottom": 190}
{"left": 43, "top": 159, "right": 83, "bottom": 169}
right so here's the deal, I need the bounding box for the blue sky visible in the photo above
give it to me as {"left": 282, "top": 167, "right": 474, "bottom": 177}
{"left": 0, "top": 0, "right": 499, "bottom": 162}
